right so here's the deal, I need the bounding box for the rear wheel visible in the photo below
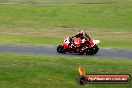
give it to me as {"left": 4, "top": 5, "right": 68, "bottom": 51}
{"left": 86, "top": 44, "right": 99, "bottom": 55}
{"left": 57, "top": 45, "right": 66, "bottom": 53}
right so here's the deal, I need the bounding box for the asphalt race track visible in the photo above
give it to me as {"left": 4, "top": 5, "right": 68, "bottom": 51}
{"left": 0, "top": 45, "right": 132, "bottom": 59}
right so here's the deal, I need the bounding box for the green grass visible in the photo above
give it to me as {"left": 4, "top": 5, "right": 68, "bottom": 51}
{"left": 0, "top": 4, "right": 131, "bottom": 49}
{"left": 0, "top": 4, "right": 132, "bottom": 31}
{"left": 0, "top": 34, "right": 132, "bottom": 49}
{"left": 0, "top": 0, "right": 132, "bottom": 4}
{"left": 0, "top": 34, "right": 63, "bottom": 46}
{"left": 0, "top": 53, "right": 132, "bottom": 88}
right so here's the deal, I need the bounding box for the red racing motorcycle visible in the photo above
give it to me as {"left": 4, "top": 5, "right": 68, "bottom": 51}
{"left": 57, "top": 35, "right": 100, "bottom": 55}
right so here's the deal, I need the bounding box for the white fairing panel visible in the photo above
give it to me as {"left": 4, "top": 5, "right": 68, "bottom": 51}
{"left": 64, "top": 37, "right": 70, "bottom": 43}
{"left": 93, "top": 40, "right": 100, "bottom": 45}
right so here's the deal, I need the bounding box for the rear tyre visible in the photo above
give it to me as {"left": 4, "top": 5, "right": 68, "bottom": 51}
{"left": 86, "top": 44, "right": 99, "bottom": 55}
{"left": 57, "top": 45, "right": 66, "bottom": 53}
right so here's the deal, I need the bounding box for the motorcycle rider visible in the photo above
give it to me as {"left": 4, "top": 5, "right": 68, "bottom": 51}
{"left": 69, "top": 30, "right": 90, "bottom": 49}
{"left": 75, "top": 30, "right": 86, "bottom": 43}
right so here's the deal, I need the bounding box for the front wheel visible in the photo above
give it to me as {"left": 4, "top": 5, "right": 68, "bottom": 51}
{"left": 57, "top": 45, "right": 66, "bottom": 53}
{"left": 86, "top": 44, "right": 99, "bottom": 55}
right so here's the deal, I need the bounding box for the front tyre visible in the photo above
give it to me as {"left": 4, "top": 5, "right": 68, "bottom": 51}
{"left": 86, "top": 44, "right": 99, "bottom": 55}
{"left": 57, "top": 45, "right": 66, "bottom": 53}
